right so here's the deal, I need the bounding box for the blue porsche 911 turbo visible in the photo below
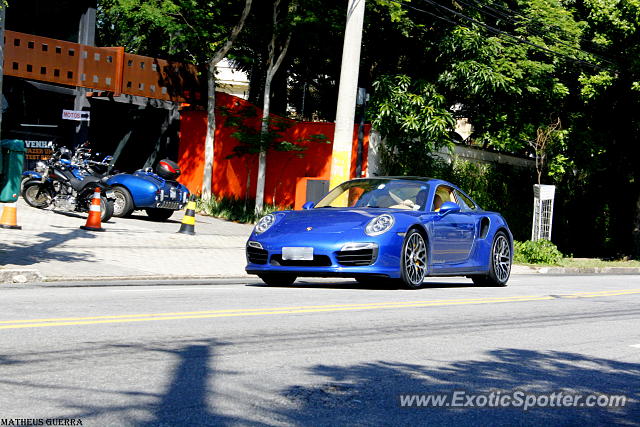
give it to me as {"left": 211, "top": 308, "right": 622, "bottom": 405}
{"left": 245, "top": 177, "right": 513, "bottom": 289}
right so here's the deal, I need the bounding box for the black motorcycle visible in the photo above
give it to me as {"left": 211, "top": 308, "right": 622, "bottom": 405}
{"left": 21, "top": 146, "right": 116, "bottom": 222}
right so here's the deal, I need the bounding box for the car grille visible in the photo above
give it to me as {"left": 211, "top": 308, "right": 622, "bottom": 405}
{"left": 246, "top": 246, "right": 268, "bottom": 264}
{"left": 270, "top": 255, "right": 332, "bottom": 267}
{"left": 155, "top": 201, "right": 183, "bottom": 209}
{"left": 336, "top": 249, "right": 377, "bottom": 266}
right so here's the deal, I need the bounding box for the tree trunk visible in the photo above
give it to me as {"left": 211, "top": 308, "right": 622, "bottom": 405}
{"left": 254, "top": 0, "right": 292, "bottom": 214}
{"left": 254, "top": 72, "right": 273, "bottom": 214}
{"left": 202, "top": 63, "right": 216, "bottom": 199}
{"left": 200, "top": 0, "right": 253, "bottom": 198}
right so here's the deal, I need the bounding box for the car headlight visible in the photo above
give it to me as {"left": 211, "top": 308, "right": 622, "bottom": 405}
{"left": 365, "top": 214, "right": 395, "bottom": 236}
{"left": 254, "top": 214, "right": 276, "bottom": 234}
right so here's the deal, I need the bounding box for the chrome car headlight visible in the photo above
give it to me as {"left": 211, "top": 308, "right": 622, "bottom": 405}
{"left": 254, "top": 214, "right": 276, "bottom": 234}
{"left": 365, "top": 214, "right": 395, "bottom": 236}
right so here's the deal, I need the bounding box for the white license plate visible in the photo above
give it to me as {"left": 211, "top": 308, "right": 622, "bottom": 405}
{"left": 282, "top": 247, "right": 314, "bottom": 261}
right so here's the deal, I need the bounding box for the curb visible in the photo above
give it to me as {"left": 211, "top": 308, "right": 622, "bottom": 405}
{"left": 533, "top": 266, "right": 640, "bottom": 275}
{"left": 2, "top": 266, "right": 639, "bottom": 286}
{"left": 43, "top": 274, "right": 252, "bottom": 282}
{"left": 0, "top": 269, "right": 45, "bottom": 284}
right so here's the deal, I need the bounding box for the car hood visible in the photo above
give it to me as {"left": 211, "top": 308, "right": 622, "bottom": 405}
{"left": 266, "top": 208, "right": 413, "bottom": 235}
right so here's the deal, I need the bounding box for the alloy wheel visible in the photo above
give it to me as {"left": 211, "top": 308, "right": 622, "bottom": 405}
{"left": 492, "top": 234, "right": 511, "bottom": 283}
{"left": 403, "top": 231, "right": 427, "bottom": 287}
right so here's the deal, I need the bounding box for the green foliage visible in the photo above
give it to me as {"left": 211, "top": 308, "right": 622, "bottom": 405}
{"left": 97, "top": 0, "right": 249, "bottom": 64}
{"left": 369, "top": 75, "right": 455, "bottom": 175}
{"left": 514, "top": 240, "right": 564, "bottom": 265}
{"left": 196, "top": 195, "right": 282, "bottom": 223}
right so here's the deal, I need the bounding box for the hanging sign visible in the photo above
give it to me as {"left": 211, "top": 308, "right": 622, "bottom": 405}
{"left": 62, "top": 110, "right": 91, "bottom": 121}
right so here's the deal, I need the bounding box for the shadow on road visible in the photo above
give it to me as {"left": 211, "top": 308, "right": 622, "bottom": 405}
{"left": 275, "top": 348, "right": 639, "bottom": 426}
{"left": 136, "top": 343, "right": 257, "bottom": 427}
{"left": 247, "top": 279, "right": 475, "bottom": 290}
{"left": 3, "top": 339, "right": 637, "bottom": 426}
{"left": 0, "top": 229, "right": 98, "bottom": 266}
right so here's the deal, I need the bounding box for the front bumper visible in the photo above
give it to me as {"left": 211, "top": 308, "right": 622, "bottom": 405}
{"left": 154, "top": 186, "right": 189, "bottom": 210}
{"left": 245, "top": 232, "right": 403, "bottom": 279}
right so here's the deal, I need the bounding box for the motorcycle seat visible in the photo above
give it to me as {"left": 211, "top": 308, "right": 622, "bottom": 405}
{"left": 70, "top": 175, "right": 101, "bottom": 192}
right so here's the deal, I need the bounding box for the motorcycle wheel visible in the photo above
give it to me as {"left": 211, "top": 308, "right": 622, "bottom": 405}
{"left": 145, "top": 208, "right": 174, "bottom": 221}
{"left": 112, "top": 186, "right": 134, "bottom": 217}
{"left": 20, "top": 176, "right": 31, "bottom": 193}
{"left": 100, "top": 197, "right": 115, "bottom": 222}
{"left": 22, "top": 182, "right": 53, "bottom": 208}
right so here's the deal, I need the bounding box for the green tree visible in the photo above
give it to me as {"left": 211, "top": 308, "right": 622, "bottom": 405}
{"left": 97, "top": 0, "right": 253, "bottom": 198}
{"left": 368, "top": 74, "right": 455, "bottom": 175}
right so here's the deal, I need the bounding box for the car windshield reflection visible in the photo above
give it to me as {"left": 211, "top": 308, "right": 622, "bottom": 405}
{"left": 315, "top": 179, "right": 430, "bottom": 211}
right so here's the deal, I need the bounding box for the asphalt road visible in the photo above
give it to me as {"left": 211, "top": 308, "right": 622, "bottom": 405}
{"left": 0, "top": 275, "right": 638, "bottom": 426}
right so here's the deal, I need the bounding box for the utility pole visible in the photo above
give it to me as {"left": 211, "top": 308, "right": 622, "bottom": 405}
{"left": 0, "top": 3, "right": 6, "bottom": 138}
{"left": 329, "top": 0, "right": 365, "bottom": 197}
{"left": 74, "top": 2, "right": 96, "bottom": 148}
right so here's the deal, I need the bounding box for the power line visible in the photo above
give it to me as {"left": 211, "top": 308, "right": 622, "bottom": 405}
{"left": 390, "top": 0, "right": 615, "bottom": 72}
{"left": 463, "top": 0, "right": 618, "bottom": 67}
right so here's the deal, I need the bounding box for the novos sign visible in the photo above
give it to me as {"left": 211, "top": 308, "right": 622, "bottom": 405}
{"left": 62, "top": 110, "right": 91, "bottom": 121}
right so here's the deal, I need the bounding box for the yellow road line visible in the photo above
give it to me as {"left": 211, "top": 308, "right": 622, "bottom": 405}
{"left": 0, "top": 297, "right": 555, "bottom": 329}
{"left": 0, "top": 289, "right": 638, "bottom": 330}
{"left": 0, "top": 295, "right": 554, "bottom": 324}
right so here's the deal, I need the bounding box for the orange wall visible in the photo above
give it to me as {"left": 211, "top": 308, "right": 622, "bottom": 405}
{"left": 178, "top": 92, "right": 369, "bottom": 208}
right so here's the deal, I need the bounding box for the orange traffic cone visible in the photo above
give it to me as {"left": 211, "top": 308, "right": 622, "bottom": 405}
{"left": 0, "top": 202, "right": 21, "bottom": 229}
{"left": 80, "top": 187, "right": 105, "bottom": 232}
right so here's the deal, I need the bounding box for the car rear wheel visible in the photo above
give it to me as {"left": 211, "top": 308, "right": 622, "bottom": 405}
{"left": 400, "top": 229, "right": 428, "bottom": 289}
{"left": 472, "top": 231, "right": 511, "bottom": 287}
{"left": 112, "top": 187, "right": 134, "bottom": 217}
{"left": 258, "top": 274, "right": 297, "bottom": 286}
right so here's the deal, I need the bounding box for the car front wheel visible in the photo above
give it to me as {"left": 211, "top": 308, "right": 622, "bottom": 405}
{"left": 112, "top": 187, "right": 134, "bottom": 217}
{"left": 400, "top": 229, "right": 428, "bottom": 289}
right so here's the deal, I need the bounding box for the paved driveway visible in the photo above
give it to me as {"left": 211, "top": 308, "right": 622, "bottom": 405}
{"left": 0, "top": 200, "right": 254, "bottom": 280}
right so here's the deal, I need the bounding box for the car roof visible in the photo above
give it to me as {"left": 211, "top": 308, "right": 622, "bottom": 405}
{"left": 349, "top": 176, "right": 445, "bottom": 185}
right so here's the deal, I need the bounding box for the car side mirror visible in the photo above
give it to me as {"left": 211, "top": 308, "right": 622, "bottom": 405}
{"left": 439, "top": 201, "right": 461, "bottom": 215}
{"left": 302, "top": 201, "right": 315, "bottom": 210}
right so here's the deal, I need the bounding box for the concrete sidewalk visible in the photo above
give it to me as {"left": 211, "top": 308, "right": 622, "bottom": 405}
{"left": 2, "top": 200, "right": 639, "bottom": 284}
{"left": 1, "top": 199, "right": 254, "bottom": 283}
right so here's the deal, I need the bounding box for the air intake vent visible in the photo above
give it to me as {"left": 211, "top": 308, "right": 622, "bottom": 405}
{"left": 246, "top": 246, "right": 268, "bottom": 264}
{"left": 336, "top": 249, "right": 377, "bottom": 266}
{"left": 270, "top": 255, "right": 332, "bottom": 267}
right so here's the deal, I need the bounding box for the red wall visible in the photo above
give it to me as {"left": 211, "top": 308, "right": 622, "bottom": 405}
{"left": 178, "top": 93, "right": 369, "bottom": 208}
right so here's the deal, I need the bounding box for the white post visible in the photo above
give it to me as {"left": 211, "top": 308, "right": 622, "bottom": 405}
{"left": 531, "top": 184, "right": 556, "bottom": 241}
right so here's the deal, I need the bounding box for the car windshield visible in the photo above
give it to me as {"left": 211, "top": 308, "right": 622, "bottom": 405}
{"left": 315, "top": 179, "right": 430, "bottom": 210}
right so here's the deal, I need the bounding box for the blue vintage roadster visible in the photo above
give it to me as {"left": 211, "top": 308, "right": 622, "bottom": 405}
{"left": 245, "top": 177, "right": 513, "bottom": 289}
{"left": 107, "top": 159, "right": 190, "bottom": 220}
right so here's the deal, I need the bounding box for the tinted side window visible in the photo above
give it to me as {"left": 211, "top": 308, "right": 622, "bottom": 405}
{"left": 455, "top": 190, "right": 477, "bottom": 211}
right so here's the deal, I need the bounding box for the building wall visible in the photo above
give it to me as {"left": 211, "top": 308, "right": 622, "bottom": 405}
{"left": 178, "top": 93, "right": 369, "bottom": 208}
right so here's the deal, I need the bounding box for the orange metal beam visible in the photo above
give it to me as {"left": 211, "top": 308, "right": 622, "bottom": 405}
{"left": 3, "top": 30, "right": 203, "bottom": 103}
